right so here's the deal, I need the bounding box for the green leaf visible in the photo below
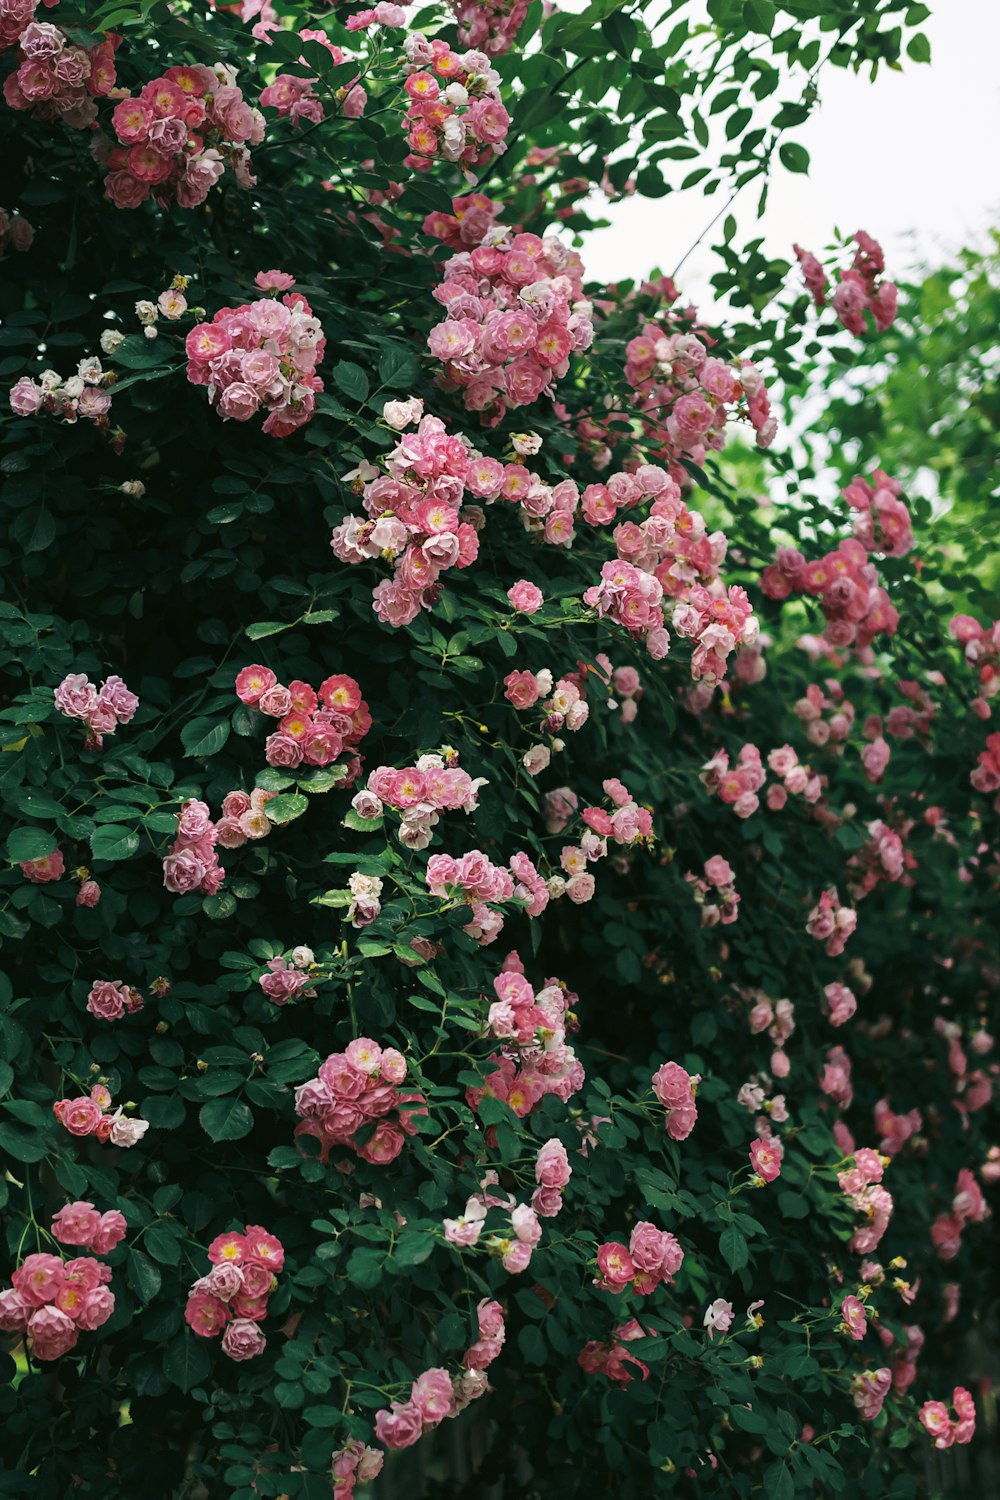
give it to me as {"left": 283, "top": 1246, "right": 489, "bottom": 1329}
{"left": 180, "top": 717, "right": 230, "bottom": 758}
{"left": 906, "top": 32, "right": 931, "bottom": 62}
{"left": 343, "top": 809, "right": 383, "bottom": 832}
{"left": 332, "top": 361, "right": 369, "bottom": 403}
{"left": 720, "top": 1226, "right": 749, "bottom": 1272}
{"left": 13, "top": 508, "right": 56, "bottom": 554}
{"left": 778, "top": 142, "right": 810, "bottom": 174}
{"left": 6, "top": 827, "right": 57, "bottom": 863}
{"left": 245, "top": 620, "right": 289, "bottom": 640}
{"left": 199, "top": 1097, "right": 253, "bottom": 1142}
{"left": 163, "top": 1334, "right": 212, "bottom": 1393}
{"left": 128, "top": 1248, "right": 162, "bottom": 1303}
{"left": 264, "top": 793, "right": 309, "bottom": 825}
{"left": 378, "top": 345, "right": 419, "bottom": 389}
{"left": 90, "top": 825, "right": 140, "bottom": 862}
{"left": 743, "top": 0, "right": 774, "bottom": 32}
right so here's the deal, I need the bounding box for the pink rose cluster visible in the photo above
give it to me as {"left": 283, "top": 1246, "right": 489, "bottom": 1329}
{"left": 258, "top": 948, "right": 316, "bottom": 1006}
{"left": 578, "top": 1316, "right": 655, "bottom": 1387}
{"left": 950, "top": 612, "right": 1000, "bottom": 720}
{"left": 0, "top": 205, "right": 34, "bottom": 254}
{"left": 20, "top": 848, "right": 65, "bottom": 883}
{"left": 86, "top": 979, "right": 145, "bottom": 1022}
{"left": 427, "top": 223, "right": 591, "bottom": 423}
{"left": 584, "top": 560, "right": 669, "bottom": 660}
{"left": 331, "top": 411, "right": 482, "bottom": 628}
{"left": 359, "top": 751, "right": 487, "bottom": 851}
{"left": 374, "top": 1360, "right": 484, "bottom": 1451}
{"left": 235, "top": 664, "right": 371, "bottom": 771}
{"left": 847, "top": 818, "right": 908, "bottom": 900}
{"left": 838, "top": 1148, "right": 893, "bottom": 1256}
{"left": 0, "top": 0, "right": 41, "bottom": 52}
{"left": 595, "top": 1220, "right": 684, "bottom": 1296}
{"left": 53, "top": 1082, "right": 150, "bottom": 1149}
{"left": 104, "top": 64, "right": 264, "bottom": 211}
{"left": 700, "top": 743, "right": 765, "bottom": 818}
{"left": 624, "top": 321, "right": 776, "bottom": 464}
{"left": 823, "top": 981, "right": 858, "bottom": 1029}
{"left": 422, "top": 189, "right": 504, "bottom": 251}
{"left": 445, "top": 1181, "right": 543, "bottom": 1273}
{"left": 795, "top": 232, "right": 898, "bottom": 335}
{"left": 2, "top": 18, "right": 118, "bottom": 130}
{"left": 851, "top": 1366, "right": 892, "bottom": 1422}
{"left": 468, "top": 951, "right": 584, "bottom": 1121}
{"left": 935, "top": 1021, "right": 993, "bottom": 1124}
{"left": 869, "top": 1098, "right": 929, "bottom": 1164}
{"left": 806, "top": 887, "right": 857, "bottom": 957}
{"left": 163, "top": 799, "right": 225, "bottom": 897}
{"left": 793, "top": 679, "right": 855, "bottom": 748}
{"left": 0, "top": 1205, "right": 122, "bottom": 1359}
{"left": 843, "top": 469, "right": 913, "bottom": 558}
{"left": 400, "top": 36, "right": 511, "bottom": 176}
{"left": 214, "top": 786, "right": 279, "bottom": 850}
{"left": 259, "top": 29, "right": 366, "bottom": 125}
{"left": 651, "top": 1060, "right": 699, "bottom": 1140}
{"left": 185, "top": 275, "right": 325, "bottom": 436}
{"left": 761, "top": 538, "right": 899, "bottom": 653}
{"left": 53, "top": 670, "right": 138, "bottom": 747}
{"left": 930, "top": 1167, "right": 989, "bottom": 1264}
{"left": 184, "top": 1225, "right": 285, "bottom": 1359}
{"left": 51, "top": 1200, "right": 127, "bottom": 1254}
{"left": 10, "top": 358, "right": 113, "bottom": 429}
{"left": 450, "top": 0, "right": 529, "bottom": 55}
{"left": 971, "top": 730, "right": 1000, "bottom": 798}
{"left": 293, "top": 1039, "right": 422, "bottom": 1166}
{"left": 424, "top": 847, "right": 532, "bottom": 946}
{"left": 685, "top": 855, "right": 739, "bottom": 928}
{"left": 919, "top": 1387, "right": 976, "bottom": 1449}
{"left": 331, "top": 1438, "right": 384, "bottom": 1498}
{"left": 747, "top": 993, "right": 796, "bottom": 1081}
{"left": 504, "top": 665, "right": 591, "bottom": 773}
{"left": 463, "top": 1296, "right": 506, "bottom": 1370}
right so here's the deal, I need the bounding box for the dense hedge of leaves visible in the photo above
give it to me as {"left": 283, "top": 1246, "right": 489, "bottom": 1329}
{"left": 1, "top": 0, "right": 998, "bottom": 1497}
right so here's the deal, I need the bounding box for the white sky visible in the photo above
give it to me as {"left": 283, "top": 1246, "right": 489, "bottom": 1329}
{"left": 578, "top": 0, "right": 1000, "bottom": 298}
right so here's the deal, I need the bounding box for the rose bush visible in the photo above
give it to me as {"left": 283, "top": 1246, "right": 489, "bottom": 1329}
{"left": 1, "top": 0, "right": 997, "bottom": 1496}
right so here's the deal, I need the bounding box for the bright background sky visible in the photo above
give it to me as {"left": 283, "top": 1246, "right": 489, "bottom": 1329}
{"left": 578, "top": 0, "right": 1000, "bottom": 298}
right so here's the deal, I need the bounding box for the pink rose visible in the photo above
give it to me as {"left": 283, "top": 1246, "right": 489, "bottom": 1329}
{"left": 27, "top": 1305, "right": 78, "bottom": 1361}
{"left": 374, "top": 1400, "right": 424, "bottom": 1450}
{"left": 411, "top": 1367, "right": 454, "bottom": 1424}
{"left": 92, "top": 1210, "right": 128, "bottom": 1255}
{"left": 507, "top": 579, "right": 544, "bottom": 614}
{"left": 59, "top": 1096, "right": 103, "bottom": 1136}
{"left": 185, "top": 1291, "right": 229, "bottom": 1337}
{"left": 13, "top": 1252, "right": 66, "bottom": 1306}
{"left": 86, "top": 980, "right": 128, "bottom": 1021}
{"left": 535, "top": 1138, "right": 571, "bottom": 1189}
{"left": 51, "top": 1201, "right": 102, "bottom": 1247}
{"left": 221, "top": 1318, "right": 267, "bottom": 1360}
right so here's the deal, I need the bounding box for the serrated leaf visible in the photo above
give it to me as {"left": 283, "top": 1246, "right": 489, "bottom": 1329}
{"left": 245, "top": 621, "right": 289, "bottom": 641}
{"left": 163, "top": 1333, "right": 212, "bottom": 1393}
{"left": 332, "top": 361, "right": 369, "bottom": 403}
{"left": 265, "top": 793, "right": 309, "bottom": 825}
{"left": 90, "top": 825, "right": 140, "bottom": 862}
{"left": 128, "top": 1248, "right": 162, "bottom": 1302}
{"left": 199, "top": 1097, "right": 253, "bottom": 1142}
{"left": 7, "top": 827, "right": 57, "bottom": 863}
{"left": 720, "top": 1225, "right": 749, "bottom": 1272}
{"left": 180, "top": 717, "right": 230, "bottom": 758}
